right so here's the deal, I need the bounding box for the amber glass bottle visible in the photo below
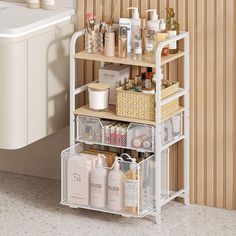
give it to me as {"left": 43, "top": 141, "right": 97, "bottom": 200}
{"left": 166, "top": 8, "right": 179, "bottom": 54}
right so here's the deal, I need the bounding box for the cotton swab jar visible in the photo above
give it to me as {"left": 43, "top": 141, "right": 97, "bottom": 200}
{"left": 88, "top": 83, "right": 110, "bottom": 111}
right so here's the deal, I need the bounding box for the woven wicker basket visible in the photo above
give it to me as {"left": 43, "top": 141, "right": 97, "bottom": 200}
{"left": 116, "top": 80, "right": 180, "bottom": 121}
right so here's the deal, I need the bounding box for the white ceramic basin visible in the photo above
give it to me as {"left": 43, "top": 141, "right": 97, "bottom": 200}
{"left": 0, "top": 1, "right": 75, "bottom": 149}
{"left": 0, "top": 1, "right": 74, "bottom": 37}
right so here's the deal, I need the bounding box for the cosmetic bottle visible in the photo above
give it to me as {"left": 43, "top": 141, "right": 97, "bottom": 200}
{"left": 41, "top": 0, "right": 56, "bottom": 10}
{"left": 118, "top": 26, "right": 128, "bottom": 58}
{"left": 140, "top": 19, "right": 148, "bottom": 53}
{"left": 90, "top": 156, "right": 108, "bottom": 208}
{"left": 141, "top": 72, "right": 146, "bottom": 88}
{"left": 159, "top": 19, "right": 166, "bottom": 31}
{"left": 133, "top": 33, "right": 142, "bottom": 60}
{"left": 108, "top": 157, "right": 125, "bottom": 212}
{"left": 104, "top": 25, "right": 115, "bottom": 57}
{"left": 27, "top": 0, "right": 40, "bottom": 8}
{"left": 146, "top": 9, "right": 160, "bottom": 32}
{"left": 145, "top": 30, "right": 156, "bottom": 62}
{"left": 124, "top": 158, "right": 138, "bottom": 215}
{"left": 127, "top": 7, "right": 141, "bottom": 50}
{"left": 166, "top": 8, "right": 179, "bottom": 54}
{"left": 119, "top": 18, "right": 132, "bottom": 53}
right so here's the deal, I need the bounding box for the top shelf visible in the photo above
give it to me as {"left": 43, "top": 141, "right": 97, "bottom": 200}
{"left": 74, "top": 50, "right": 185, "bottom": 68}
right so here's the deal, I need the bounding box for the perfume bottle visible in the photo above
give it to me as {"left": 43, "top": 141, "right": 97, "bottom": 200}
{"left": 166, "top": 8, "right": 179, "bottom": 54}
{"left": 118, "top": 26, "right": 128, "bottom": 58}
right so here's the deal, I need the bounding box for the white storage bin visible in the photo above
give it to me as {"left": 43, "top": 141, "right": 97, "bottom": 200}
{"left": 61, "top": 143, "right": 156, "bottom": 218}
{"left": 161, "top": 112, "right": 183, "bottom": 145}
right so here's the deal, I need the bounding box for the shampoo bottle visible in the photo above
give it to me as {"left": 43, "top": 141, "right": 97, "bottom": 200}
{"left": 124, "top": 158, "right": 138, "bottom": 215}
{"left": 90, "top": 156, "right": 108, "bottom": 208}
{"left": 108, "top": 157, "right": 125, "bottom": 212}
{"left": 146, "top": 9, "right": 160, "bottom": 32}
{"left": 127, "top": 7, "right": 141, "bottom": 50}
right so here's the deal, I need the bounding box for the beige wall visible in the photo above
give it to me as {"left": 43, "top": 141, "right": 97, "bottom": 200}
{"left": 76, "top": 0, "right": 236, "bottom": 210}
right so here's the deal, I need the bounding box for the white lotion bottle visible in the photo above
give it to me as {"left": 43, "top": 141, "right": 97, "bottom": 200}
{"left": 41, "top": 0, "right": 56, "bottom": 10}
{"left": 108, "top": 157, "right": 124, "bottom": 212}
{"left": 90, "top": 156, "right": 108, "bottom": 208}
{"left": 146, "top": 9, "right": 160, "bottom": 32}
{"left": 27, "top": 0, "right": 40, "bottom": 9}
{"left": 127, "top": 7, "right": 141, "bottom": 50}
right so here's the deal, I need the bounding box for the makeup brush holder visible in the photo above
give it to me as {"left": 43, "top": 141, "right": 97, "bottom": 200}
{"left": 85, "top": 30, "right": 103, "bottom": 54}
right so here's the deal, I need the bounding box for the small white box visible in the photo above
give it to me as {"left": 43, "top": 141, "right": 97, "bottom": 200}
{"left": 99, "top": 64, "right": 130, "bottom": 105}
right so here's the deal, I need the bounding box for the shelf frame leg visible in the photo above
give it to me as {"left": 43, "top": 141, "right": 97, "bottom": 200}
{"left": 183, "top": 33, "right": 190, "bottom": 206}
{"left": 70, "top": 30, "right": 85, "bottom": 146}
{"left": 155, "top": 47, "right": 163, "bottom": 224}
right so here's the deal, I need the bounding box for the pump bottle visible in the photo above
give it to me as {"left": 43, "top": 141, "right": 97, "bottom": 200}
{"left": 108, "top": 157, "right": 124, "bottom": 211}
{"left": 146, "top": 9, "right": 160, "bottom": 32}
{"left": 90, "top": 155, "right": 108, "bottom": 208}
{"left": 127, "top": 7, "right": 141, "bottom": 50}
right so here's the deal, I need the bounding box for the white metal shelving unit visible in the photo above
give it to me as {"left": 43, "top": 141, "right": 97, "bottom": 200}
{"left": 64, "top": 28, "right": 189, "bottom": 224}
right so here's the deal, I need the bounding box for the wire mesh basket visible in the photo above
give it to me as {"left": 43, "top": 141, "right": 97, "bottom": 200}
{"left": 161, "top": 112, "right": 183, "bottom": 145}
{"left": 60, "top": 143, "right": 171, "bottom": 218}
{"left": 76, "top": 116, "right": 155, "bottom": 152}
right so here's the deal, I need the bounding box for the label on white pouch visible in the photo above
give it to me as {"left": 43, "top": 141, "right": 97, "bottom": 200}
{"left": 124, "top": 180, "right": 138, "bottom": 208}
{"left": 168, "top": 31, "right": 177, "bottom": 49}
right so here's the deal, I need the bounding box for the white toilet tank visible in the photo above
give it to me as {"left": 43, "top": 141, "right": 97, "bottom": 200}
{"left": 0, "top": 1, "right": 75, "bottom": 149}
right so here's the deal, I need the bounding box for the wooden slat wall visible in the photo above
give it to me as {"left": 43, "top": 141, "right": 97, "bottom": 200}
{"left": 76, "top": 0, "right": 236, "bottom": 210}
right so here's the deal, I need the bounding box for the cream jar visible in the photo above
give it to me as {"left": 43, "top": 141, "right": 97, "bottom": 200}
{"left": 41, "top": 0, "right": 56, "bottom": 10}
{"left": 27, "top": 0, "right": 40, "bottom": 9}
{"left": 88, "top": 83, "right": 110, "bottom": 111}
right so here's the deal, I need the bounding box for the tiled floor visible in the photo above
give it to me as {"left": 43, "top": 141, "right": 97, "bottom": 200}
{"left": 0, "top": 172, "right": 236, "bottom": 236}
